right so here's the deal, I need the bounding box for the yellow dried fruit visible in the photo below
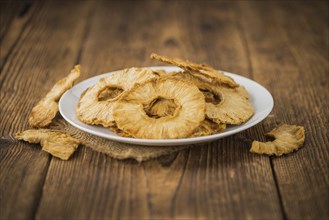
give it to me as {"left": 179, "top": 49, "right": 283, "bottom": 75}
{"left": 152, "top": 69, "right": 168, "bottom": 77}
{"left": 205, "top": 86, "right": 254, "bottom": 125}
{"left": 172, "top": 72, "right": 254, "bottom": 124}
{"left": 109, "top": 125, "right": 132, "bottom": 138}
{"left": 250, "top": 124, "right": 305, "bottom": 156}
{"left": 112, "top": 77, "right": 205, "bottom": 139}
{"left": 191, "top": 119, "right": 226, "bottom": 137}
{"left": 77, "top": 67, "right": 158, "bottom": 127}
{"left": 146, "top": 95, "right": 226, "bottom": 136}
{"left": 15, "top": 129, "right": 80, "bottom": 160}
{"left": 29, "top": 65, "right": 80, "bottom": 127}
{"left": 150, "top": 53, "right": 238, "bottom": 87}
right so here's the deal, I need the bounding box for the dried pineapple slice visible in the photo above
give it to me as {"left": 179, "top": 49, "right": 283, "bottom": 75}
{"left": 191, "top": 119, "right": 226, "bottom": 137}
{"left": 109, "top": 125, "right": 132, "bottom": 138}
{"left": 15, "top": 129, "right": 80, "bottom": 160}
{"left": 77, "top": 67, "right": 158, "bottom": 127}
{"left": 205, "top": 86, "right": 253, "bottom": 124}
{"left": 250, "top": 124, "right": 305, "bottom": 156}
{"left": 172, "top": 72, "right": 253, "bottom": 125}
{"left": 146, "top": 97, "right": 226, "bottom": 136}
{"left": 29, "top": 65, "right": 80, "bottom": 127}
{"left": 152, "top": 69, "right": 167, "bottom": 77}
{"left": 150, "top": 53, "right": 238, "bottom": 88}
{"left": 112, "top": 77, "right": 205, "bottom": 139}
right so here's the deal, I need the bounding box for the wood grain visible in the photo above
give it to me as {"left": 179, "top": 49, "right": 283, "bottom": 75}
{"left": 0, "top": 1, "right": 22, "bottom": 39}
{"left": 0, "top": 1, "right": 41, "bottom": 69}
{"left": 0, "top": 1, "right": 92, "bottom": 219}
{"left": 0, "top": 1, "right": 328, "bottom": 220}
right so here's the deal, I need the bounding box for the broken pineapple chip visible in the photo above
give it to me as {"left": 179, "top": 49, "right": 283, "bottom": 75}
{"left": 77, "top": 67, "right": 158, "bottom": 127}
{"left": 172, "top": 72, "right": 254, "bottom": 124}
{"left": 29, "top": 65, "right": 80, "bottom": 127}
{"left": 150, "top": 53, "right": 238, "bottom": 88}
{"left": 250, "top": 124, "right": 305, "bottom": 156}
{"left": 15, "top": 129, "right": 80, "bottom": 160}
{"left": 112, "top": 77, "right": 205, "bottom": 139}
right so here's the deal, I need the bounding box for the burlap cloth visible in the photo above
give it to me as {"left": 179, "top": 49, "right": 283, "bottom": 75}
{"left": 49, "top": 118, "right": 191, "bottom": 162}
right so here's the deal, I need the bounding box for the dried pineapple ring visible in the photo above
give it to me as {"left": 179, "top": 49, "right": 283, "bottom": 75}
{"left": 77, "top": 68, "right": 158, "bottom": 127}
{"left": 112, "top": 77, "right": 205, "bottom": 139}
{"left": 172, "top": 72, "right": 253, "bottom": 125}
{"left": 146, "top": 97, "right": 225, "bottom": 136}
{"left": 205, "top": 86, "right": 254, "bottom": 124}
{"left": 150, "top": 53, "right": 238, "bottom": 88}
{"left": 250, "top": 124, "right": 305, "bottom": 156}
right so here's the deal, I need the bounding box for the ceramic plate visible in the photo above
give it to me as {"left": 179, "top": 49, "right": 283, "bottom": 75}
{"left": 59, "top": 66, "right": 273, "bottom": 146}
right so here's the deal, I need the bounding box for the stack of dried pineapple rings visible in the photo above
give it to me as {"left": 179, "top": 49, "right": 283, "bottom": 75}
{"left": 76, "top": 53, "right": 254, "bottom": 139}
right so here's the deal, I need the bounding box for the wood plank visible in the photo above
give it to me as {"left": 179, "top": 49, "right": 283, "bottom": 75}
{"left": 0, "top": 1, "right": 21, "bottom": 40}
{"left": 0, "top": 1, "right": 93, "bottom": 219}
{"left": 237, "top": 1, "right": 329, "bottom": 219}
{"left": 35, "top": 1, "right": 282, "bottom": 219}
{"left": 0, "top": 1, "right": 41, "bottom": 69}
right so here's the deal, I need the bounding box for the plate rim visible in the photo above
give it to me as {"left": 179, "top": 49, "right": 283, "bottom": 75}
{"left": 59, "top": 66, "right": 274, "bottom": 146}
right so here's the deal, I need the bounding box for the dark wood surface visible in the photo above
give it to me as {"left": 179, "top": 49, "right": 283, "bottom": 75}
{"left": 1, "top": 1, "right": 328, "bottom": 219}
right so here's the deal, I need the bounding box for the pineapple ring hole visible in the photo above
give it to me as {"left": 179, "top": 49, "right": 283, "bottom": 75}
{"left": 144, "top": 97, "right": 180, "bottom": 119}
{"left": 199, "top": 89, "right": 221, "bottom": 104}
{"left": 98, "top": 86, "right": 124, "bottom": 101}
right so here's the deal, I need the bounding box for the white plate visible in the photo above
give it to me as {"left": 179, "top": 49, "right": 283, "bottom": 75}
{"left": 59, "top": 66, "right": 273, "bottom": 146}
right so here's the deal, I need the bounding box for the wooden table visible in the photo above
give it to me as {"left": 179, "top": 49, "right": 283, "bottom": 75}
{"left": 1, "top": 1, "right": 328, "bottom": 219}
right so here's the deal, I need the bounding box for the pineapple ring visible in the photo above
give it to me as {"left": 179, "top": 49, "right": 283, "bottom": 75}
{"left": 77, "top": 68, "right": 158, "bottom": 127}
{"left": 112, "top": 77, "right": 206, "bottom": 139}
{"left": 205, "top": 85, "right": 254, "bottom": 125}
{"left": 144, "top": 97, "right": 226, "bottom": 137}
{"left": 172, "top": 72, "right": 254, "bottom": 125}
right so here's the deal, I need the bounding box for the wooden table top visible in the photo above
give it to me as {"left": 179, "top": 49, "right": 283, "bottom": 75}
{"left": 1, "top": 1, "right": 328, "bottom": 219}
